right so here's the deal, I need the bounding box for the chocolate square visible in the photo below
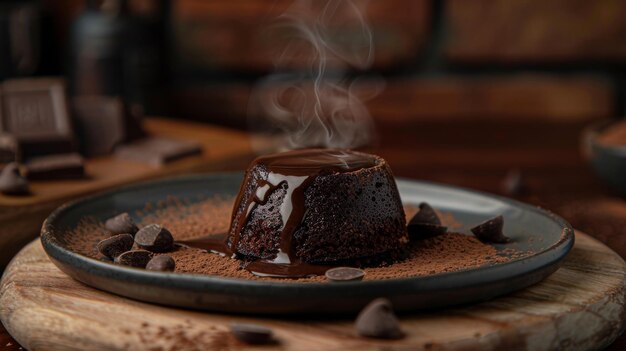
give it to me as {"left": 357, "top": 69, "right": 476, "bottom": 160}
{"left": 73, "top": 96, "right": 126, "bottom": 157}
{"left": 115, "top": 137, "right": 203, "bottom": 166}
{"left": 25, "top": 153, "right": 85, "bottom": 180}
{"left": 0, "top": 78, "right": 75, "bottom": 157}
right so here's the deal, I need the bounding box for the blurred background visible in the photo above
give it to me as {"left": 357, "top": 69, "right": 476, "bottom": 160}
{"left": 8, "top": 0, "right": 617, "bottom": 189}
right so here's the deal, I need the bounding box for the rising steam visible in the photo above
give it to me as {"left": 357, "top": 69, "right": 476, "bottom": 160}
{"left": 249, "top": 0, "right": 382, "bottom": 152}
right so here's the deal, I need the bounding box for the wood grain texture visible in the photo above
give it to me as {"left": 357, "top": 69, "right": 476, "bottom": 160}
{"left": 1, "top": 232, "right": 625, "bottom": 351}
{"left": 446, "top": 0, "right": 626, "bottom": 62}
{"left": 0, "top": 118, "right": 261, "bottom": 269}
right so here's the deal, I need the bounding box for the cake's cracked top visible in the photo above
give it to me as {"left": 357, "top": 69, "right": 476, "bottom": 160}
{"left": 254, "top": 148, "right": 380, "bottom": 175}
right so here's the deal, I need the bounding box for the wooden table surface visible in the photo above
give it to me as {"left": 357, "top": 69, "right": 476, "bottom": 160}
{"left": 2, "top": 232, "right": 624, "bottom": 351}
{"left": 2, "top": 120, "right": 626, "bottom": 350}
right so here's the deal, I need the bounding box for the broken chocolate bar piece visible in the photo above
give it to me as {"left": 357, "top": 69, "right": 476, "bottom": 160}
{"left": 0, "top": 163, "right": 29, "bottom": 195}
{"left": 471, "top": 215, "right": 511, "bottom": 243}
{"left": 0, "top": 133, "right": 19, "bottom": 163}
{"left": 25, "top": 153, "right": 85, "bottom": 180}
{"left": 0, "top": 78, "right": 75, "bottom": 158}
{"left": 407, "top": 202, "right": 447, "bottom": 238}
{"left": 115, "top": 137, "right": 202, "bottom": 166}
{"left": 73, "top": 96, "right": 126, "bottom": 156}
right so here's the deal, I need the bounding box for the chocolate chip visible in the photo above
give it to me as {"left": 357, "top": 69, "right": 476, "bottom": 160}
{"left": 0, "top": 163, "right": 29, "bottom": 195}
{"left": 501, "top": 169, "right": 528, "bottom": 197}
{"left": 146, "top": 255, "right": 176, "bottom": 272}
{"left": 325, "top": 267, "right": 365, "bottom": 282}
{"left": 412, "top": 203, "right": 441, "bottom": 225}
{"left": 105, "top": 213, "right": 139, "bottom": 235}
{"left": 114, "top": 250, "right": 153, "bottom": 268}
{"left": 407, "top": 202, "right": 447, "bottom": 238}
{"left": 135, "top": 224, "right": 174, "bottom": 252}
{"left": 97, "top": 234, "right": 134, "bottom": 259}
{"left": 471, "top": 215, "right": 510, "bottom": 243}
{"left": 230, "top": 323, "right": 274, "bottom": 345}
{"left": 355, "top": 298, "right": 404, "bottom": 339}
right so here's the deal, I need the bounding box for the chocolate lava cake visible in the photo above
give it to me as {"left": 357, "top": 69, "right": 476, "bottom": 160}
{"left": 226, "top": 149, "right": 408, "bottom": 269}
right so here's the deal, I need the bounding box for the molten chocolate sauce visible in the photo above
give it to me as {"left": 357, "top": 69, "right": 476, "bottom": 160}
{"left": 177, "top": 149, "right": 378, "bottom": 278}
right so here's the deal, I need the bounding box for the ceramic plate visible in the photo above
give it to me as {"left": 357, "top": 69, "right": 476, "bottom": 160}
{"left": 41, "top": 173, "right": 574, "bottom": 314}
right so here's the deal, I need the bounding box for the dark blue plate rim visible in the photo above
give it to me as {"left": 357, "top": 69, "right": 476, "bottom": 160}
{"left": 40, "top": 173, "right": 574, "bottom": 295}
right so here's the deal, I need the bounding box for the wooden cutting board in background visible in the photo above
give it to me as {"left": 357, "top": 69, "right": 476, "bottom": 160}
{"left": 1, "top": 231, "right": 624, "bottom": 351}
{"left": 0, "top": 118, "right": 266, "bottom": 269}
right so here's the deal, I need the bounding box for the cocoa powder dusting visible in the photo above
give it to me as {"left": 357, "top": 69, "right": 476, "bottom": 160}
{"left": 65, "top": 197, "right": 518, "bottom": 283}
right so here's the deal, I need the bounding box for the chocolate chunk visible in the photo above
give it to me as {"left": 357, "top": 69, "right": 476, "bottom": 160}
{"left": 325, "top": 267, "right": 365, "bottom": 282}
{"left": 146, "top": 255, "right": 176, "bottom": 272}
{"left": 0, "top": 78, "right": 75, "bottom": 158}
{"left": 501, "top": 169, "right": 529, "bottom": 197}
{"left": 96, "top": 234, "right": 134, "bottom": 259}
{"left": 0, "top": 163, "right": 29, "bottom": 195}
{"left": 230, "top": 323, "right": 274, "bottom": 345}
{"left": 407, "top": 203, "right": 447, "bottom": 238}
{"left": 135, "top": 224, "right": 174, "bottom": 252}
{"left": 471, "top": 215, "right": 510, "bottom": 243}
{"left": 114, "top": 250, "right": 153, "bottom": 268}
{"left": 0, "top": 133, "right": 19, "bottom": 163}
{"left": 105, "top": 213, "right": 139, "bottom": 235}
{"left": 73, "top": 96, "right": 126, "bottom": 157}
{"left": 115, "top": 137, "right": 202, "bottom": 166}
{"left": 25, "top": 153, "right": 85, "bottom": 180}
{"left": 412, "top": 203, "right": 441, "bottom": 225}
{"left": 355, "top": 298, "right": 404, "bottom": 339}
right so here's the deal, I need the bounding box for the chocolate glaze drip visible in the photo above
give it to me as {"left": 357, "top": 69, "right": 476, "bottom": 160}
{"left": 178, "top": 149, "right": 378, "bottom": 278}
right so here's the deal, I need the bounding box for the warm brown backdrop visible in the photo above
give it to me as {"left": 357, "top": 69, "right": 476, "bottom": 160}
{"left": 2, "top": 0, "right": 626, "bottom": 349}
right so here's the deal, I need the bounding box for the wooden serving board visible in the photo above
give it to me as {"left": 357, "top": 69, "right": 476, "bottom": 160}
{"left": 1, "top": 231, "right": 625, "bottom": 351}
{"left": 0, "top": 118, "right": 266, "bottom": 269}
